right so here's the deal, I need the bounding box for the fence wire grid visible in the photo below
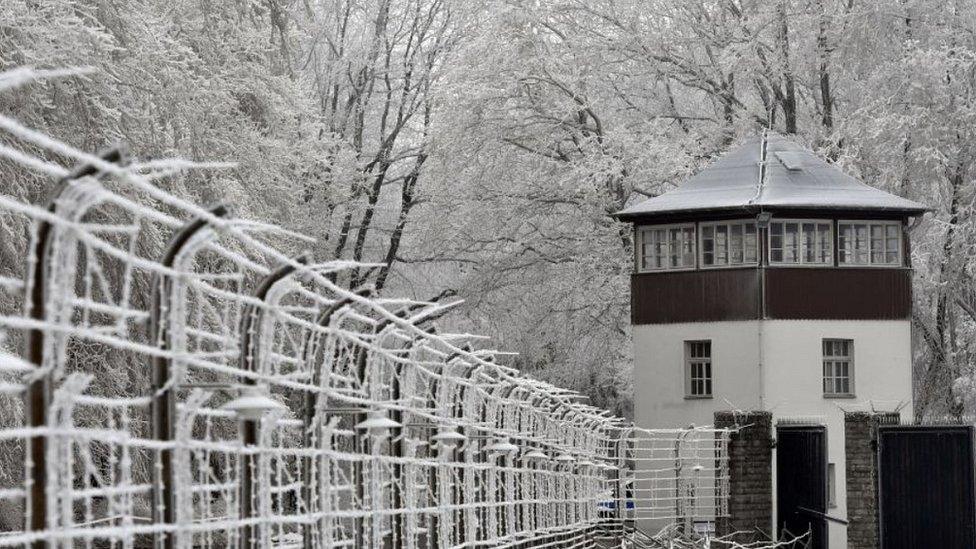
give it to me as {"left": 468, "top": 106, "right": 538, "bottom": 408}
{"left": 0, "top": 68, "right": 730, "bottom": 549}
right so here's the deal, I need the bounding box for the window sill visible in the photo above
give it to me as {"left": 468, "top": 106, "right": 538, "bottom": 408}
{"left": 765, "top": 263, "right": 911, "bottom": 270}
{"left": 684, "top": 395, "right": 713, "bottom": 400}
{"left": 823, "top": 393, "right": 856, "bottom": 399}
{"left": 634, "top": 267, "right": 698, "bottom": 274}
{"left": 836, "top": 263, "right": 905, "bottom": 269}
{"left": 766, "top": 263, "right": 835, "bottom": 268}
{"left": 699, "top": 262, "right": 759, "bottom": 271}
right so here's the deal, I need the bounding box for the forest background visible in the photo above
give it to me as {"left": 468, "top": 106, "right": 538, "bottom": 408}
{"left": 2, "top": 0, "right": 974, "bottom": 421}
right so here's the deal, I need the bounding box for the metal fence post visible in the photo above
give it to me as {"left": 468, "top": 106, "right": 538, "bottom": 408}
{"left": 150, "top": 204, "right": 229, "bottom": 549}
{"left": 238, "top": 256, "right": 307, "bottom": 549}
{"left": 453, "top": 361, "right": 480, "bottom": 544}
{"left": 301, "top": 291, "right": 369, "bottom": 549}
{"left": 23, "top": 149, "right": 124, "bottom": 549}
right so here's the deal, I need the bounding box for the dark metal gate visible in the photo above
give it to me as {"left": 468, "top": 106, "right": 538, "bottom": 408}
{"left": 777, "top": 425, "right": 827, "bottom": 549}
{"left": 878, "top": 426, "right": 976, "bottom": 549}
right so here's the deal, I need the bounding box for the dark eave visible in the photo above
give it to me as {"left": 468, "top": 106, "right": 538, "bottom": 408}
{"left": 618, "top": 204, "right": 923, "bottom": 225}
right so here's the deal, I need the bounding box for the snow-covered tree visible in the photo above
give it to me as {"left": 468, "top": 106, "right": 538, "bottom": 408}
{"left": 5, "top": 0, "right": 976, "bottom": 420}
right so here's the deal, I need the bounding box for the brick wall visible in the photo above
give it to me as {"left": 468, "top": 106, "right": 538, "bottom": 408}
{"left": 845, "top": 411, "right": 898, "bottom": 549}
{"left": 714, "top": 411, "right": 773, "bottom": 542}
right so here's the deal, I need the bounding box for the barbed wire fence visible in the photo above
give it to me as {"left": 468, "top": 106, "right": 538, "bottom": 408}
{"left": 0, "top": 68, "right": 732, "bottom": 549}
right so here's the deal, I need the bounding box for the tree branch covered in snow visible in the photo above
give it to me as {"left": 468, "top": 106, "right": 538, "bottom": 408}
{"left": 2, "top": 0, "right": 975, "bottom": 424}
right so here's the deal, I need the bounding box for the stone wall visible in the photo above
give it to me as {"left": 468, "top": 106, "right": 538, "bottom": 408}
{"left": 714, "top": 411, "right": 773, "bottom": 542}
{"left": 845, "top": 411, "right": 899, "bottom": 549}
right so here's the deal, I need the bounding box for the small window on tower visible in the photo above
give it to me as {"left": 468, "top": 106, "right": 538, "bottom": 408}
{"left": 700, "top": 220, "right": 758, "bottom": 268}
{"left": 838, "top": 221, "right": 902, "bottom": 266}
{"left": 823, "top": 339, "right": 854, "bottom": 397}
{"left": 685, "top": 340, "right": 712, "bottom": 398}
{"left": 637, "top": 224, "right": 696, "bottom": 272}
{"left": 769, "top": 220, "right": 833, "bottom": 265}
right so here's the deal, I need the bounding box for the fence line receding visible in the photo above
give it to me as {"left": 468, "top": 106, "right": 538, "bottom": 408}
{"left": 0, "top": 68, "right": 730, "bottom": 549}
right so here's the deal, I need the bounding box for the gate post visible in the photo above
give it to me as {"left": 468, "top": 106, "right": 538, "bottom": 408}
{"left": 714, "top": 411, "right": 773, "bottom": 543}
{"left": 845, "top": 411, "right": 898, "bottom": 549}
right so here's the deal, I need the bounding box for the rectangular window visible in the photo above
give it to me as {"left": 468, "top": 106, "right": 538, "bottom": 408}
{"left": 769, "top": 220, "right": 833, "bottom": 265}
{"left": 700, "top": 221, "right": 758, "bottom": 268}
{"left": 637, "top": 224, "right": 696, "bottom": 272}
{"left": 838, "top": 221, "right": 901, "bottom": 266}
{"left": 685, "top": 340, "right": 712, "bottom": 398}
{"left": 823, "top": 339, "right": 854, "bottom": 397}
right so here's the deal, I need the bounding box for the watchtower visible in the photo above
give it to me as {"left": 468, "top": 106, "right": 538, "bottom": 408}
{"left": 615, "top": 132, "right": 927, "bottom": 547}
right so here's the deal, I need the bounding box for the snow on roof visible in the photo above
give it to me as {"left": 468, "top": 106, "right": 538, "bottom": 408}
{"left": 616, "top": 132, "right": 929, "bottom": 220}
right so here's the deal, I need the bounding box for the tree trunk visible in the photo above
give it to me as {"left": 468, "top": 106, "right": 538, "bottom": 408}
{"left": 777, "top": 1, "right": 797, "bottom": 134}
{"left": 815, "top": 0, "right": 833, "bottom": 131}
{"left": 933, "top": 160, "right": 963, "bottom": 416}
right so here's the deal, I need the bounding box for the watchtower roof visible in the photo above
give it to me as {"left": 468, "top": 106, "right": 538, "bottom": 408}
{"left": 616, "top": 132, "right": 928, "bottom": 220}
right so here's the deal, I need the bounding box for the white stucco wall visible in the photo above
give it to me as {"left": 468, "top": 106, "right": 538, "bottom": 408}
{"left": 632, "top": 321, "right": 763, "bottom": 431}
{"left": 631, "top": 319, "right": 914, "bottom": 549}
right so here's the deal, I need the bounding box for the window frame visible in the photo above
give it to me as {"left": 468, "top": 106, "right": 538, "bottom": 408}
{"left": 837, "top": 220, "right": 903, "bottom": 268}
{"left": 698, "top": 219, "right": 760, "bottom": 270}
{"left": 684, "top": 340, "right": 713, "bottom": 399}
{"left": 822, "top": 338, "right": 855, "bottom": 398}
{"left": 635, "top": 223, "right": 697, "bottom": 273}
{"left": 766, "top": 218, "right": 835, "bottom": 267}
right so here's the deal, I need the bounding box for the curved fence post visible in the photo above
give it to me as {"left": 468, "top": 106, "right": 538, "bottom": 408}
{"left": 372, "top": 314, "right": 409, "bottom": 547}
{"left": 392, "top": 328, "right": 431, "bottom": 547}
{"left": 384, "top": 302, "right": 457, "bottom": 547}
{"left": 346, "top": 301, "right": 440, "bottom": 548}
{"left": 23, "top": 148, "right": 124, "bottom": 549}
{"left": 429, "top": 354, "right": 458, "bottom": 548}
{"left": 361, "top": 304, "right": 438, "bottom": 547}
{"left": 300, "top": 288, "right": 372, "bottom": 549}
{"left": 238, "top": 256, "right": 308, "bottom": 549}
{"left": 498, "top": 384, "right": 519, "bottom": 538}
{"left": 149, "top": 204, "right": 229, "bottom": 549}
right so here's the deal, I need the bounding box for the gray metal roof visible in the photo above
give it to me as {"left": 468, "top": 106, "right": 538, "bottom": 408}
{"left": 616, "top": 132, "right": 929, "bottom": 220}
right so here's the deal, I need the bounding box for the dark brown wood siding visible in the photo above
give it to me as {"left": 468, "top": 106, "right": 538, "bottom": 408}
{"left": 764, "top": 267, "right": 912, "bottom": 320}
{"left": 631, "top": 268, "right": 760, "bottom": 324}
{"left": 631, "top": 267, "right": 912, "bottom": 324}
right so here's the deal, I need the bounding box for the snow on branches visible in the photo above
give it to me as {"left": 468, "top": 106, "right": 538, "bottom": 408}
{"left": 0, "top": 68, "right": 731, "bottom": 548}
